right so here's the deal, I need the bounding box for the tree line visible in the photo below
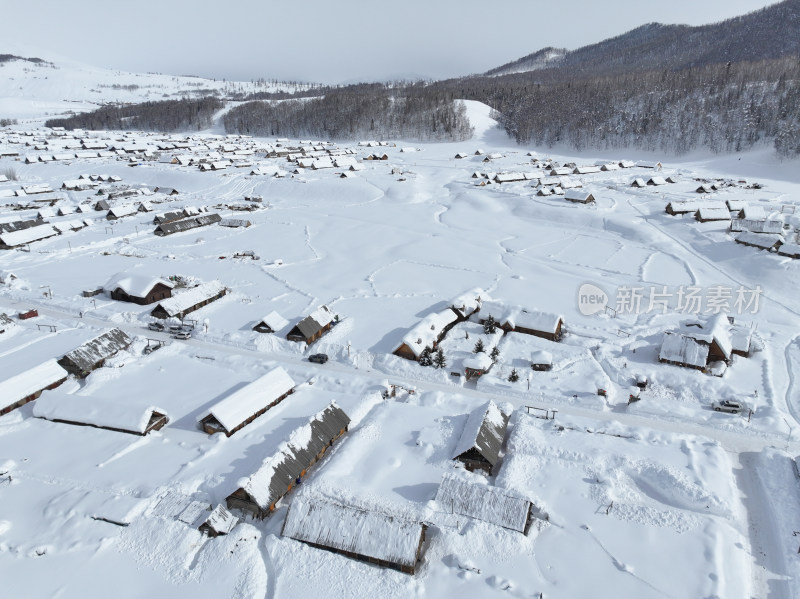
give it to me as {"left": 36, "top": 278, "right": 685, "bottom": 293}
{"left": 44, "top": 97, "right": 224, "bottom": 132}
{"left": 223, "top": 84, "right": 473, "bottom": 142}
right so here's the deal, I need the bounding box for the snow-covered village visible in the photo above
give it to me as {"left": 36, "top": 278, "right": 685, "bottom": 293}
{"left": 2, "top": 1, "right": 800, "bottom": 598}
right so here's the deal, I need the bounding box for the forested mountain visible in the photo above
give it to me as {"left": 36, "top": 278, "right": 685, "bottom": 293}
{"left": 486, "top": 0, "right": 800, "bottom": 79}
{"left": 431, "top": 0, "right": 800, "bottom": 156}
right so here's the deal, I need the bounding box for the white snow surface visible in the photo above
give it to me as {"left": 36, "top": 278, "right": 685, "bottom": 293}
{"left": 0, "top": 66, "right": 800, "bottom": 598}
{"left": 32, "top": 389, "right": 166, "bottom": 434}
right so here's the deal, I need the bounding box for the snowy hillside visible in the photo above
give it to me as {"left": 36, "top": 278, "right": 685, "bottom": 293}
{"left": 0, "top": 52, "right": 313, "bottom": 123}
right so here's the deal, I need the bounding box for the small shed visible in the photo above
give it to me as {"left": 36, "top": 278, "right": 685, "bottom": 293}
{"left": 452, "top": 400, "right": 510, "bottom": 474}
{"left": 286, "top": 305, "right": 335, "bottom": 344}
{"left": 464, "top": 353, "right": 493, "bottom": 381}
{"left": 198, "top": 505, "right": 238, "bottom": 537}
{"left": 530, "top": 350, "right": 553, "bottom": 371}
{"left": 253, "top": 311, "right": 289, "bottom": 334}
{"left": 199, "top": 367, "right": 295, "bottom": 436}
{"left": 631, "top": 178, "right": 647, "bottom": 188}
{"left": 281, "top": 495, "right": 427, "bottom": 575}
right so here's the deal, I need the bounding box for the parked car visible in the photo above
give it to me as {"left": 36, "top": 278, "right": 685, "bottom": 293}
{"left": 148, "top": 322, "right": 165, "bottom": 332}
{"left": 308, "top": 353, "right": 328, "bottom": 364}
{"left": 172, "top": 330, "right": 192, "bottom": 340}
{"left": 712, "top": 400, "right": 742, "bottom": 414}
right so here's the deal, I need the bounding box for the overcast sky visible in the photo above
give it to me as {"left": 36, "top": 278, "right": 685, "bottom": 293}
{"left": 6, "top": 0, "right": 781, "bottom": 84}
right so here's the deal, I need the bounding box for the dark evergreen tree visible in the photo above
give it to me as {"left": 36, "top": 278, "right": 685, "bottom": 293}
{"left": 508, "top": 368, "right": 519, "bottom": 382}
{"left": 418, "top": 347, "right": 433, "bottom": 367}
{"left": 483, "top": 316, "right": 497, "bottom": 335}
{"left": 433, "top": 348, "right": 447, "bottom": 369}
{"left": 490, "top": 346, "right": 500, "bottom": 362}
{"left": 473, "top": 339, "right": 485, "bottom": 353}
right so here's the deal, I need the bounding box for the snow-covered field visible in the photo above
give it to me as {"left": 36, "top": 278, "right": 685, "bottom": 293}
{"left": 2, "top": 91, "right": 800, "bottom": 598}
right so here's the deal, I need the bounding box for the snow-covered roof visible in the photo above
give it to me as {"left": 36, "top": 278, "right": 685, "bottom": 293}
{"left": 236, "top": 403, "right": 350, "bottom": 509}
{"left": 682, "top": 313, "right": 732, "bottom": 360}
{"left": 659, "top": 332, "right": 708, "bottom": 368}
{"left": 514, "top": 310, "right": 563, "bottom": 334}
{"left": 450, "top": 288, "right": 483, "bottom": 318}
{"left": 203, "top": 367, "right": 295, "bottom": 434}
{"left": 647, "top": 176, "right": 667, "bottom": 185}
{"left": 530, "top": 350, "right": 553, "bottom": 365}
{"left": 103, "top": 272, "right": 173, "bottom": 298}
{"left": 731, "top": 218, "right": 784, "bottom": 234}
{"left": 740, "top": 205, "right": 766, "bottom": 220}
{"left": 564, "top": 189, "right": 594, "bottom": 202}
{"left": 33, "top": 390, "right": 167, "bottom": 435}
{"left": 777, "top": 243, "right": 800, "bottom": 258}
{"left": 435, "top": 473, "right": 531, "bottom": 533}
{"left": 51, "top": 219, "right": 87, "bottom": 233}
{"left": 734, "top": 232, "right": 784, "bottom": 249}
{"left": 463, "top": 353, "right": 493, "bottom": 371}
{"left": 1, "top": 359, "right": 68, "bottom": 411}
{"left": 668, "top": 200, "right": 719, "bottom": 213}
{"left": 452, "top": 400, "right": 509, "bottom": 467}
{"left": 107, "top": 204, "right": 138, "bottom": 219}
{"left": 291, "top": 305, "right": 335, "bottom": 340}
{"left": 152, "top": 280, "right": 226, "bottom": 317}
{"left": 258, "top": 310, "right": 289, "bottom": 331}
{"left": 282, "top": 495, "right": 425, "bottom": 571}
{"left": 696, "top": 207, "right": 730, "bottom": 221}
{"left": 201, "top": 504, "right": 238, "bottom": 535}
{"left": 400, "top": 309, "right": 459, "bottom": 357}
{"left": 59, "top": 328, "right": 133, "bottom": 374}
{"left": 0, "top": 225, "right": 58, "bottom": 247}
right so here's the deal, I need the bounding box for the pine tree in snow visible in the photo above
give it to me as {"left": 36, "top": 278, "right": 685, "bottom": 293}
{"left": 418, "top": 347, "right": 433, "bottom": 367}
{"left": 434, "top": 348, "right": 447, "bottom": 369}
{"left": 474, "top": 339, "right": 485, "bottom": 353}
{"left": 490, "top": 346, "right": 500, "bottom": 362}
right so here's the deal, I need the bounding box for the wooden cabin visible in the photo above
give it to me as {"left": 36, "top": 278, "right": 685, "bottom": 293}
{"left": 199, "top": 367, "right": 295, "bottom": 436}
{"left": 104, "top": 273, "right": 173, "bottom": 305}
{"left": 0, "top": 360, "right": 68, "bottom": 416}
{"left": 286, "top": 305, "right": 335, "bottom": 344}
{"left": 58, "top": 328, "right": 133, "bottom": 378}
{"left": 150, "top": 280, "right": 227, "bottom": 319}
{"left": 281, "top": 497, "right": 427, "bottom": 575}
{"left": 452, "top": 401, "right": 509, "bottom": 474}
{"left": 226, "top": 403, "right": 350, "bottom": 518}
